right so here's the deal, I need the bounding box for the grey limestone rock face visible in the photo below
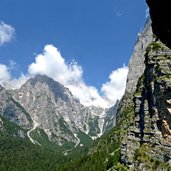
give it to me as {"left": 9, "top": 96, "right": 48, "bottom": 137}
{"left": 125, "top": 17, "right": 153, "bottom": 94}
{"left": 0, "top": 85, "right": 32, "bottom": 129}
{"left": 13, "top": 75, "right": 88, "bottom": 144}
{"left": 102, "top": 100, "right": 119, "bottom": 133}
{"left": 116, "top": 17, "right": 153, "bottom": 131}
{"left": 117, "top": 15, "right": 171, "bottom": 169}
{"left": 121, "top": 40, "right": 171, "bottom": 169}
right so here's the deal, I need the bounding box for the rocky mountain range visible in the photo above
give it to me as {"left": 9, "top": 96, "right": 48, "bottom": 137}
{"left": 0, "top": 74, "right": 118, "bottom": 149}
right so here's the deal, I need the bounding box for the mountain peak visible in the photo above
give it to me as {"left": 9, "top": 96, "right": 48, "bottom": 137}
{"left": 29, "top": 74, "right": 62, "bottom": 87}
{"left": 24, "top": 74, "right": 72, "bottom": 102}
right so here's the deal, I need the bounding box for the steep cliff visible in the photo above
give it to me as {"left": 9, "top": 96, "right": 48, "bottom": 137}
{"left": 121, "top": 40, "right": 171, "bottom": 170}
{"left": 117, "top": 1, "right": 171, "bottom": 170}
{"left": 116, "top": 17, "right": 153, "bottom": 124}
{"left": 126, "top": 17, "right": 153, "bottom": 94}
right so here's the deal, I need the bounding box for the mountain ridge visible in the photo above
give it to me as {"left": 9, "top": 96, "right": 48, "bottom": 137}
{"left": 0, "top": 74, "right": 118, "bottom": 149}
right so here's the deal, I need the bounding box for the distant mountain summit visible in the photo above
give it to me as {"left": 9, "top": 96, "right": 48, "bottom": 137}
{"left": 0, "top": 74, "right": 118, "bottom": 149}
{"left": 28, "top": 75, "right": 73, "bottom": 102}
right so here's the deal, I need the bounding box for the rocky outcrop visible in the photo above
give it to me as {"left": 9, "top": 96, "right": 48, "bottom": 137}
{"left": 116, "top": 17, "right": 153, "bottom": 126}
{"left": 121, "top": 40, "right": 171, "bottom": 170}
{"left": 125, "top": 17, "right": 153, "bottom": 94}
{"left": 118, "top": 1, "right": 171, "bottom": 169}
{"left": 146, "top": 0, "right": 171, "bottom": 49}
{"left": 0, "top": 85, "right": 32, "bottom": 129}
{"left": 118, "top": 1, "right": 171, "bottom": 170}
{"left": 102, "top": 100, "right": 119, "bottom": 133}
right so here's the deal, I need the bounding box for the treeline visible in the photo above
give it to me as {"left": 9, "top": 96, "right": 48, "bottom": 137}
{"left": 0, "top": 133, "right": 120, "bottom": 171}
{"left": 0, "top": 114, "right": 91, "bottom": 171}
{"left": 0, "top": 135, "right": 93, "bottom": 171}
{"left": 0, "top": 136, "right": 67, "bottom": 171}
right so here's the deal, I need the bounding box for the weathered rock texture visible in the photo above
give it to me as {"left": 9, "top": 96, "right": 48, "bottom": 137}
{"left": 0, "top": 85, "right": 32, "bottom": 129}
{"left": 116, "top": 17, "right": 153, "bottom": 125}
{"left": 126, "top": 17, "right": 153, "bottom": 94}
{"left": 118, "top": 0, "right": 171, "bottom": 169}
{"left": 116, "top": 18, "right": 153, "bottom": 125}
{"left": 102, "top": 100, "right": 119, "bottom": 133}
{"left": 146, "top": 0, "right": 171, "bottom": 48}
{"left": 121, "top": 40, "right": 171, "bottom": 170}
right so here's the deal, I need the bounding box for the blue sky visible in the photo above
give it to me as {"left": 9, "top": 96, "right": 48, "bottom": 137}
{"left": 0, "top": 0, "right": 148, "bottom": 107}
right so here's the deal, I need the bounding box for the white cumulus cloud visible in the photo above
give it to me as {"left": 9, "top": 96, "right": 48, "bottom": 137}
{"left": 0, "top": 44, "right": 128, "bottom": 108}
{"left": 9, "top": 74, "right": 29, "bottom": 90}
{"left": 0, "top": 21, "right": 15, "bottom": 45}
{"left": 101, "top": 66, "right": 128, "bottom": 105}
{"left": 0, "top": 64, "right": 11, "bottom": 84}
{"left": 28, "top": 45, "right": 106, "bottom": 106}
{"left": 28, "top": 45, "right": 128, "bottom": 107}
{"left": 28, "top": 45, "right": 83, "bottom": 85}
{"left": 0, "top": 62, "right": 29, "bottom": 89}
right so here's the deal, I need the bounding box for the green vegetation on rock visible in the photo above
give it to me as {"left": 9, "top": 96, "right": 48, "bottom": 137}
{"left": 134, "top": 144, "right": 171, "bottom": 170}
